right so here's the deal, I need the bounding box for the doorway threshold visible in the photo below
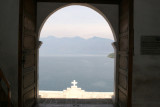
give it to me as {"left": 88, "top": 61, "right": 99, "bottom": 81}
{"left": 35, "top": 98, "right": 113, "bottom": 107}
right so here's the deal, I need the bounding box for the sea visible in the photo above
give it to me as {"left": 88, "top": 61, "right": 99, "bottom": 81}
{"left": 39, "top": 54, "right": 114, "bottom": 92}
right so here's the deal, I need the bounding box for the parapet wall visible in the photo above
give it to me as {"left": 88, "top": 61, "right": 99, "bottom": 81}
{"left": 39, "top": 86, "right": 113, "bottom": 99}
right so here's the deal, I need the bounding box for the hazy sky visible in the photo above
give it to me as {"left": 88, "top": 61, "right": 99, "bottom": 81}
{"left": 40, "top": 5, "right": 113, "bottom": 40}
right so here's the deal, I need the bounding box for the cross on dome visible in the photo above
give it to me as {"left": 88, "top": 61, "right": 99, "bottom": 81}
{"left": 71, "top": 80, "right": 77, "bottom": 86}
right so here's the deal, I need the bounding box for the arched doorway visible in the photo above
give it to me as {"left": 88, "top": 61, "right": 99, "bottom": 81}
{"left": 38, "top": 5, "right": 116, "bottom": 94}
{"left": 19, "top": 1, "right": 133, "bottom": 107}
{"left": 36, "top": 4, "right": 116, "bottom": 106}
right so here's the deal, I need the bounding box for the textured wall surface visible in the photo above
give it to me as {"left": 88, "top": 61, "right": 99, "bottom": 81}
{"left": 132, "top": 0, "right": 160, "bottom": 106}
{"left": 0, "top": 0, "right": 19, "bottom": 106}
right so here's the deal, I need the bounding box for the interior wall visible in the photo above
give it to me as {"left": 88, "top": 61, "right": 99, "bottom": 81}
{"left": 133, "top": 0, "right": 160, "bottom": 106}
{"left": 0, "top": 0, "right": 19, "bottom": 106}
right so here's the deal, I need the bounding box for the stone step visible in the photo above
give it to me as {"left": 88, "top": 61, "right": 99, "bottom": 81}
{"left": 35, "top": 104, "right": 113, "bottom": 107}
{"left": 37, "top": 98, "right": 113, "bottom": 104}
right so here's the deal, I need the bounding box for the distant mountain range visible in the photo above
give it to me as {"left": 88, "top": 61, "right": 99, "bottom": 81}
{"left": 39, "top": 36, "right": 114, "bottom": 56}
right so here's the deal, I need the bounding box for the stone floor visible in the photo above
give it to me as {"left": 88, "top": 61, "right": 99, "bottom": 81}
{"left": 35, "top": 104, "right": 113, "bottom": 107}
{"left": 35, "top": 99, "right": 113, "bottom": 107}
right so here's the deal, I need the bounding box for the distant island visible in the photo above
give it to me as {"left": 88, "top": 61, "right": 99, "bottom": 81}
{"left": 107, "top": 53, "right": 115, "bottom": 58}
{"left": 39, "top": 36, "right": 114, "bottom": 56}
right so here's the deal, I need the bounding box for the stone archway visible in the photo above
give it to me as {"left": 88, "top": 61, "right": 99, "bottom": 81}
{"left": 37, "top": 3, "right": 119, "bottom": 104}
{"left": 38, "top": 4, "right": 116, "bottom": 101}
{"left": 19, "top": 0, "right": 133, "bottom": 107}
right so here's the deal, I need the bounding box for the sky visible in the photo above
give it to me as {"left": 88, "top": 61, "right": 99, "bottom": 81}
{"left": 40, "top": 5, "right": 114, "bottom": 40}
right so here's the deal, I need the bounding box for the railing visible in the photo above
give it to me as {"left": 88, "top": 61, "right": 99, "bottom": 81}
{"left": 0, "top": 69, "right": 11, "bottom": 107}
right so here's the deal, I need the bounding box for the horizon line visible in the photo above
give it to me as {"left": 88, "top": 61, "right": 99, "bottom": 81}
{"left": 40, "top": 35, "right": 114, "bottom": 40}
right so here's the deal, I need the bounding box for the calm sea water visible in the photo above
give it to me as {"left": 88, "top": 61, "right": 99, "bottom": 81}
{"left": 39, "top": 55, "right": 114, "bottom": 92}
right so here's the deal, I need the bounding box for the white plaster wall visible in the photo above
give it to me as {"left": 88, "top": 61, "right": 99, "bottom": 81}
{"left": 133, "top": 0, "right": 160, "bottom": 106}
{"left": 0, "top": 0, "right": 19, "bottom": 106}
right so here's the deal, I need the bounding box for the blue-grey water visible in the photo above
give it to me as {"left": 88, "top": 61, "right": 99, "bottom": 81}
{"left": 39, "top": 55, "right": 114, "bottom": 92}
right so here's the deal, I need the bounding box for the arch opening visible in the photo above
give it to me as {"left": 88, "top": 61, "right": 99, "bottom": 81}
{"left": 38, "top": 3, "right": 117, "bottom": 41}
{"left": 38, "top": 4, "right": 117, "bottom": 100}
